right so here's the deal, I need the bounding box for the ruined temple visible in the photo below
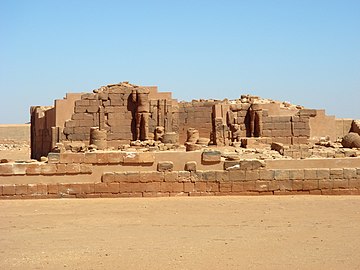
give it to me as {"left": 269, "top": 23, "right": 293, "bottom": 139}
{"left": 30, "top": 81, "right": 357, "bottom": 159}
{"left": 1, "top": 81, "right": 359, "bottom": 200}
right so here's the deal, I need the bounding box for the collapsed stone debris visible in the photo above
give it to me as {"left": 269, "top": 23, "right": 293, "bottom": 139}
{"left": 0, "top": 81, "right": 359, "bottom": 199}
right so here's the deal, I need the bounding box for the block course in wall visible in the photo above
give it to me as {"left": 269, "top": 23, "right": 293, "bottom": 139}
{"left": 1, "top": 158, "right": 360, "bottom": 199}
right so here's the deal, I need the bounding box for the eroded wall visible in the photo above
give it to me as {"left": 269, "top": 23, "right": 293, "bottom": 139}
{"left": 1, "top": 151, "right": 360, "bottom": 199}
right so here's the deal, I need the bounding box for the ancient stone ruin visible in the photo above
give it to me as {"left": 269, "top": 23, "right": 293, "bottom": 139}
{"left": 0, "top": 81, "right": 359, "bottom": 199}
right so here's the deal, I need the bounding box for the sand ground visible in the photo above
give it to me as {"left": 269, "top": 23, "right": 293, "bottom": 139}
{"left": 1, "top": 196, "right": 360, "bottom": 269}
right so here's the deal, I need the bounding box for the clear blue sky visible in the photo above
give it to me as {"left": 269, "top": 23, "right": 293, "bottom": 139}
{"left": 1, "top": 0, "right": 359, "bottom": 124}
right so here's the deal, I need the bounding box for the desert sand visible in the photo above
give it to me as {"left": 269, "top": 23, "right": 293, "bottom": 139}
{"left": 1, "top": 196, "right": 360, "bottom": 269}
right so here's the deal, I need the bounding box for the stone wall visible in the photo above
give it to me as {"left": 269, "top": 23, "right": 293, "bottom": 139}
{"left": 1, "top": 167, "right": 359, "bottom": 199}
{"left": 30, "top": 106, "right": 55, "bottom": 159}
{"left": 1, "top": 151, "right": 359, "bottom": 199}
{"left": 30, "top": 82, "right": 358, "bottom": 159}
{"left": 178, "top": 100, "right": 217, "bottom": 143}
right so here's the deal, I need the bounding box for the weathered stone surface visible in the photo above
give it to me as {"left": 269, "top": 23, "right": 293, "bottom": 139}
{"left": 271, "top": 142, "right": 284, "bottom": 155}
{"left": 162, "top": 132, "right": 178, "bottom": 144}
{"left": 122, "top": 152, "right": 155, "bottom": 164}
{"left": 185, "top": 143, "right": 202, "bottom": 151}
{"left": 342, "top": 132, "right": 360, "bottom": 148}
{"left": 157, "top": 161, "right": 174, "bottom": 172}
{"left": 202, "top": 150, "right": 221, "bottom": 163}
{"left": 185, "top": 161, "right": 197, "bottom": 172}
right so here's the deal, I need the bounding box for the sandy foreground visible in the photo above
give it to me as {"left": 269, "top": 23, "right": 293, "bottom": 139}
{"left": 0, "top": 196, "right": 360, "bottom": 269}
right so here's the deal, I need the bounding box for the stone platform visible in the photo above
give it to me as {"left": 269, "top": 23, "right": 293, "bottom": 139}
{"left": 1, "top": 150, "right": 359, "bottom": 199}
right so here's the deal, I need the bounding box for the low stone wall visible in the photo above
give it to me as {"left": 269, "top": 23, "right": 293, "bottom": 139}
{"left": 1, "top": 167, "right": 360, "bottom": 199}
{"left": 0, "top": 150, "right": 359, "bottom": 199}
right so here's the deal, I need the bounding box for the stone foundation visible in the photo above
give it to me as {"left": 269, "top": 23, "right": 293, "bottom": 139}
{"left": 1, "top": 151, "right": 359, "bottom": 199}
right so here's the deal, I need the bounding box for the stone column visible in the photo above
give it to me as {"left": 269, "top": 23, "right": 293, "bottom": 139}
{"left": 90, "top": 127, "right": 107, "bottom": 150}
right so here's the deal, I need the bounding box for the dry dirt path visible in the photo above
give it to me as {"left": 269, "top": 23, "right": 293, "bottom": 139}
{"left": 1, "top": 196, "right": 360, "bottom": 269}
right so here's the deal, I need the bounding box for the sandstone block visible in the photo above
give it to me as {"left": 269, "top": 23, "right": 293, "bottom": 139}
{"left": 84, "top": 152, "right": 97, "bottom": 164}
{"left": 278, "top": 180, "right": 292, "bottom": 191}
{"left": 161, "top": 182, "right": 183, "bottom": 193}
{"left": 123, "top": 152, "right": 155, "bottom": 165}
{"left": 95, "top": 182, "right": 119, "bottom": 193}
{"left": 303, "top": 180, "right": 319, "bottom": 190}
{"left": 41, "top": 164, "right": 57, "bottom": 175}
{"left": 255, "top": 181, "right": 269, "bottom": 192}
{"left": 145, "top": 182, "right": 161, "bottom": 192}
{"left": 15, "top": 184, "right": 28, "bottom": 195}
{"left": 12, "top": 163, "right": 27, "bottom": 175}
{"left": 47, "top": 184, "right": 59, "bottom": 194}
{"left": 341, "top": 132, "right": 360, "bottom": 148}
{"left": 66, "top": 164, "right": 81, "bottom": 174}
{"left": 95, "top": 152, "right": 108, "bottom": 164}
{"left": 106, "top": 152, "right": 124, "bottom": 164}
{"left": 185, "top": 143, "right": 203, "bottom": 151}
{"left": 67, "top": 184, "right": 83, "bottom": 195}
{"left": 26, "top": 164, "right": 41, "bottom": 175}
{"left": 343, "top": 168, "right": 357, "bottom": 179}
{"left": 289, "top": 169, "right": 304, "bottom": 180}
{"left": 86, "top": 105, "right": 99, "bottom": 113}
{"left": 232, "top": 182, "right": 244, "bottom": 192}
{"left": 271, "top": 142, "right": 284, "bottom": 155}
{"left": 201, "top": 150, "right": 221, "bottom": 163}
{"left": 79, "top": 164, "right": 92, "bottom": 174}
{"left": 206, "top": 182, "right": 219, "bottom": 192}
{"left": 0, "top": 164, "right": 13, "bottom": 176}
{"left": 268, "top": 180, "right": 280, "bottom": 191}
{"left": 27, "top": 184, "right": 37, "bottom": 195}
{"left": 219, "top": 182, "right": 232, "bottom": 192}
{"left": 102, "top": 172, "right": 115, "bottom": 183}
{"left": 245, "top": 170, "right": 260, "bottom": 181}
{"left": 48, "top": 153, "right": 60, "bottom": 163}
{"left": 139, "top": 171, "right": 164, "bottom": 183}
{"left": 162, "top": 132, "right": 179, "bottom": 144}
{"left": 157, "top": 161, "right": 174, "bottom": 172}
{"left": 3, "top": 185, "right": 16, "bottom": 195}
{"left": 178, "top": 171, "right": 191, "bottom": 182}
{"left": 37, "top": 184, "right": 48, "bottom": 195}
{"left": 74, "top": 106, "right": 87, "bottom": 113}
{"left": 330, "top": 169, "right": 343, "bottom": 179}
{"left": 199, "top": 171, "right": 215, "bottom": 181}
{"left": 304, "top": 169, "right": 317, "bottom": 180}
{"left": 215, "top": 171, "right": 229, "bottom": 182}
{"left": 240, "top": 160, "right": 265, "bottom": 170}
{"left": 316, "top": 169, "right": 330, "bottom": 180}
{"left": 184, "top": 182, "right": 195, "bottom": 192}
{"left": 292, "top": 180, "right": 303, "bottom": 191}
{"left": 274, "top": 170, "right": 290, "bottom": 180}
{"left": 333, "top": 179, "right": 348, "bottom": 189}
{"left": 229, "top": 170, "right": 245, "bottom": 181}
{"left": 194, "top": 182, "right": 206, "bottom": 192}
{"left": 75, "top": 100, "right": 89, "bottom": 106}
{"left": 319, "top": 179, "right": 332, "bottom": 190}
{"left": 114, "top": 172, "right": 139, "bottom": 183}
{"left": 349, "top": 179, "right": 360, "bottom": 189}
{"left": 185, "top": 161, "right": 197, "bottom": 172}
{"left": 60, "top": 153, "right": 85, "bottom": 164}
{"left": 80, "top": 183, "right": 95, "bottom": 194}
{"left": 243, "top": 181, "right": 256, "bottom": 191}
{"left": 164, "top": 171, "right": 178, "bottom": 182}
{"left": 224, "top": 161, "right": 240, "bottom": 170}
{"left": 56, "top": 164, "right": 67, "bottom": 174}
{"left": 58, "top": 184, "right": 72, "bottom": 195}
{"left": 118, "top": 182, "right": 141, "bottom": 193}
{"left": 259, "top": 170, "right": 275, "bottom": 180}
